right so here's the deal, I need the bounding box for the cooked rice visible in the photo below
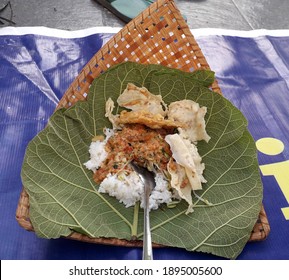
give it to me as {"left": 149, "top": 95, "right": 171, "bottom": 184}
{"left": 99, "top": 171, "right": 173, "bottom": 210}
{"left": 84, "top": 128, "right": 114, "bottom": 172}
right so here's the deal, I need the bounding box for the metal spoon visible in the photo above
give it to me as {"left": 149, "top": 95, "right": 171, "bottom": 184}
{"left": 130, "top": 161, "right": 155, "bottom": 260}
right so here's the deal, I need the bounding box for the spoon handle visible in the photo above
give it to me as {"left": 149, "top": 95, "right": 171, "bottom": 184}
{"left": 130, "top": 161, "right": 154, "bottom": 260}
{"left": 143, "top": 201, "right": 153, "bottom": 260}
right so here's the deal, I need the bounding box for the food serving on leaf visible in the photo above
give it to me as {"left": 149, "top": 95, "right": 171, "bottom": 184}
{"left": 21, "top": 62, "right": 263, "bottom": 259}
{"left": 84, "top": 83, "right": 211, "bottom": 214}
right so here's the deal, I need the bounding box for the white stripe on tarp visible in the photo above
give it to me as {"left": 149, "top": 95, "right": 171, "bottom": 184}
{"left": 2, "top": 26, "right": 289, "bottom": 38}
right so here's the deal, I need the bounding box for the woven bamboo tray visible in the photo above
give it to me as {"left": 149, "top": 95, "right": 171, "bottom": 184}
{"left": 16, "top": 0, "right": 270, "bottom": 245}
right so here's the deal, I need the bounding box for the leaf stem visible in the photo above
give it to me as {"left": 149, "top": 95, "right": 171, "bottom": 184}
{"left": 131, "top": 201, "right": 140, "bottom": 238}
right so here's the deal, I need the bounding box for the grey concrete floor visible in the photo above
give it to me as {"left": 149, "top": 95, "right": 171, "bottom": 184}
{"left": 0, "top": 0, "right": 289, "bottom": 31}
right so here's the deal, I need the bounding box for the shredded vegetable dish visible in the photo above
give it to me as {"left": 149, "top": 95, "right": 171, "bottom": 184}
{"left": 93, "top": 124, "right": 173, "bottom": 184}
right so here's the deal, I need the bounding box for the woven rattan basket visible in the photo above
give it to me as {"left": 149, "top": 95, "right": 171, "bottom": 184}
{"left": 16, "top": 0, "right": 270, "bottom": 245}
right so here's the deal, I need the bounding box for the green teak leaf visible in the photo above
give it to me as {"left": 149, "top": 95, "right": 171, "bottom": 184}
{"left": 21, "top": 62, "right": 262, "bottom": 259}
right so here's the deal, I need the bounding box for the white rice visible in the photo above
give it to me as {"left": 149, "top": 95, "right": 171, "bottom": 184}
{"left": 98, "top": 172, "right": 143, "bottom": 207}
{"left": 99, "top": 171, "right": 173, "bottom": 210}
{"left": 84, "top": 128, "right": 114, "bottom": 172}
{"left": 144, "top": 173, "right": 172, "bottom": 210}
